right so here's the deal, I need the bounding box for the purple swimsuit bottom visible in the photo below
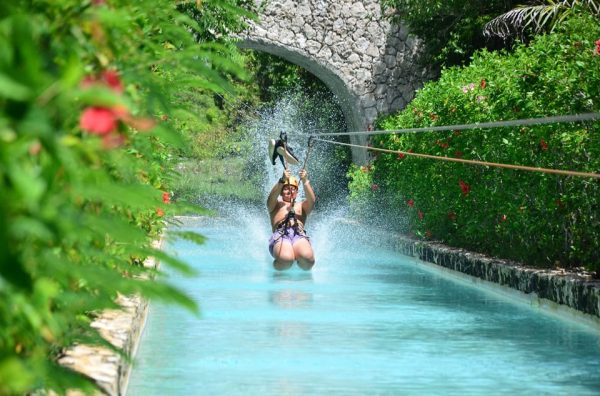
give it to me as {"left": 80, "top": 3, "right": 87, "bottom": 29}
{"left": 268, "top": 224, "right": 310, "bottom": 256}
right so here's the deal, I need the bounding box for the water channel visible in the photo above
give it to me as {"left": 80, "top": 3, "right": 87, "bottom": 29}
{"left": 126, "top": 210, "right": 600, "bottom": 395}
{"left": 128, "top": 86, "right": 600, "bottom": 394}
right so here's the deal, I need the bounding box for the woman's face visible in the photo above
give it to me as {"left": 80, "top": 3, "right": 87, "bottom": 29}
{"left": 281, "top": 185, "right": 298, "bottom": 202}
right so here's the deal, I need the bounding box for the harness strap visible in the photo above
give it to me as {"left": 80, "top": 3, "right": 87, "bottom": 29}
{"left": 275, "top": 215, "right": 306, "bottom": 237}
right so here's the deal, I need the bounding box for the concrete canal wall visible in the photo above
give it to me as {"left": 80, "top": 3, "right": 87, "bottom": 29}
{"left": 393, "top": 235, "right": 600, "bottom": 328}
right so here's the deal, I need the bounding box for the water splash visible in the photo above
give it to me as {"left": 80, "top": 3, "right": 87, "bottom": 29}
{"left": 244, "top": 90, "right": 350, "bottom": 204}
{"left": 199, "top": 89, "right": 356, "bottom": 266}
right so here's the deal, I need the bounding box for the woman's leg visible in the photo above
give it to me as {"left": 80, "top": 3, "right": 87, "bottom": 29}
{"left": 293, "top": 238, "right": 315, "bottom": 270}
{"left": 272, "top": 240, "right": 295, "bottom": 270}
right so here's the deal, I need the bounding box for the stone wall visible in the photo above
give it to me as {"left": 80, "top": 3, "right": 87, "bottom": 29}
{"left": 57, "top": 240, "right": 161, "bottom": 396}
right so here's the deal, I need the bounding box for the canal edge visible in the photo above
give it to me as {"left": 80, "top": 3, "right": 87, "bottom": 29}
{"left": 392, "top": 236, "right": 600, "bottom": 330}
{"left": 57, "top": 237, "right": 164, "bottom": 396}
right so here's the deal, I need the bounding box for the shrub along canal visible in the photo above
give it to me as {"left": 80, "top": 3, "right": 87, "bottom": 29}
{"left": 127, "top": 212, "right": 600, "bottom": 395}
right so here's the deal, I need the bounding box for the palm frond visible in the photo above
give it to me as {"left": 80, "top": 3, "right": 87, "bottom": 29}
{"left": 484, "top": 0, "right": 600, "bottom": 39}
{"left": 484, "top": 4, "right": 563, "bottom": 39}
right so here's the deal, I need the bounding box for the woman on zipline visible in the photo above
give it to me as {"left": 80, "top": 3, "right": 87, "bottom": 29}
{"left": 267, "top": 166, "right": 316, "bottom": 271}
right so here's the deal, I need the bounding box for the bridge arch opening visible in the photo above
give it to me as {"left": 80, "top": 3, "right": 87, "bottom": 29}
{"left": 238, "top": 39, "right": 369, "bottom": 164}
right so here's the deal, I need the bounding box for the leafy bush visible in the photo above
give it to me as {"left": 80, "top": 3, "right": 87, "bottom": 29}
{"left": 0, "top": 0, "right": 251, "bottom": 393}
{"left": 380, "top": 0, "right": 522, "bottom": 66}
{"left": 348, "top": 13, "right": 600, "bottom": 270}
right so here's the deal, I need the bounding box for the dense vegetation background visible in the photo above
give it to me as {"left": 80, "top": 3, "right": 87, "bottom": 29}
{"left": 348, "top": 12, "right": 600, "bottom": 271}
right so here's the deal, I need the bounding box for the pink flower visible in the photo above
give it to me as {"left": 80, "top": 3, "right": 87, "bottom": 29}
{"left": 594, "top": 39, "right": 600, "bottom": 56}
{"left": 29, "top": 141, "right": 42, "bottom": 156}
{"left": 459, "top": 180, "right": 470, "bottom": 196}
{"left": 461, "top": 83, "right": 475, "bottom": 93}
{"left": 371, "top": 183, "right": 379, "bottom": 191}
{"left": 80, "top": 107, "right": 118, "bottom": 135}
{"left": 81, "top": 70, "right": 124, "bottom": 93}
{"left": 418, "top": 210, "right": 424, "bottom": 220}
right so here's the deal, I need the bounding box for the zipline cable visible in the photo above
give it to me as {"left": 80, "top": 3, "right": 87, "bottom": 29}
{"left": 312, "top": 137, "right": 600, "bottom": 179}
{"left": 301, "top": 136, "right": 315, "bottom": 170}
{"left": 308, "top": 112, "right": 600, "bottom": 137}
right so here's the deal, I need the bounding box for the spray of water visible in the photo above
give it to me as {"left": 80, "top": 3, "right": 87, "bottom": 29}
{"left": 196, "top": 88, "right": 395, "bottom": 269}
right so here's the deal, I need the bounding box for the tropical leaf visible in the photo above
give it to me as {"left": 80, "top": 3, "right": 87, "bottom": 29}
{"left": 484, "top": 0, "right": 600, "bottom": 38}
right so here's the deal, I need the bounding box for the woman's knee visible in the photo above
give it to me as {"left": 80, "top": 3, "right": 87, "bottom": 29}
{"left": 273, "top": 259, "right": 294, "bottom": 271}
{"left": 296, "top": 257, "right": 315, "bottom": 271}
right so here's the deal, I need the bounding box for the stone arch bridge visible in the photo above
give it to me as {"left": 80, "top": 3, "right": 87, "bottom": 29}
{"left": 238, "top": 0, "right": 433, "bottom": 163}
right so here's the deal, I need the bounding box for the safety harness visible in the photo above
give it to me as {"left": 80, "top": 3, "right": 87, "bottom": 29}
{"left": 273, "top": 200, "right": 307, "bottom": 240}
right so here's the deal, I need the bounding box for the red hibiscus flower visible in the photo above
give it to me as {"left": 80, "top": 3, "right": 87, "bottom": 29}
{"left": 80, "top": 107, "right": 118, "bottom": 135}
{"left": 101, "top": 70, "right": 124, "bottom": 93}
{"left": 407, "top": 199, "right": 414, "bottom": 207}
{"left": 480, "top": 79, "right": 486, "bottom": 89}
{"left": 397, "top": 152, "right": 405, "bottom": 160}
{"left": 156, "top": 207, "right": 165, "bottom": 217}
{"left": 162, "top": 192, "right": 171, "bottom": 204}
{"left": 454, "top": 150, "right": 464, "bottom": 158}
{"left": 459, "top": 180, "right": 470, "bottom": 196}
{"left": 539, "top": 138, "right": 549, "bottom": 151}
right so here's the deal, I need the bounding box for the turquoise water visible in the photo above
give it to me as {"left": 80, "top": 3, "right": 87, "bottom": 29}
{"left": 127, "top": 215, "right": 600, "bottom": 395}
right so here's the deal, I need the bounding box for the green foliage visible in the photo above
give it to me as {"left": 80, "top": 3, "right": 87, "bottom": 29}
{"left": 381, "top": 0, "right": 521, "bottom": 66}
{"left": 348, "top": 13, "right": 600, "bottom": 270}
{"left": 246, "top": 51, "right": 334, "bottom": 103}
{"left": 0, "top": 0, "right": 252, "bottom": 393}
{"left": 178, "top": 0, "right": 257, "bottom": 43}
